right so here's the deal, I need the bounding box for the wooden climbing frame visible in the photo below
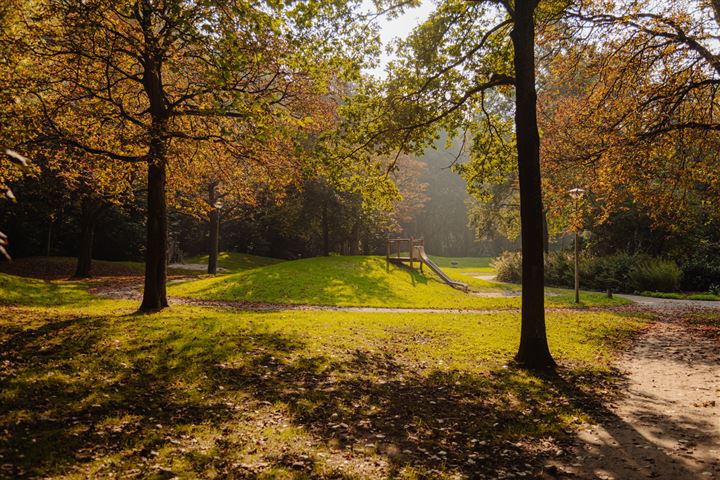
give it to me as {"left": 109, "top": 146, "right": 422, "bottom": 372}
{"left": 386, "top": 237, "right": 424, "bottom": 272}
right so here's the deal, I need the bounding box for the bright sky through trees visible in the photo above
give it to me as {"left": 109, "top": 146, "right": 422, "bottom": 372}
{"left": 365, "top": 0, "right": 433, "bottom": 77}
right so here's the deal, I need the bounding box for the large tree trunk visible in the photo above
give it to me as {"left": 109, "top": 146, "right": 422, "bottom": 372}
{"left": 140, "top": 159, "right": 168, "bottom": 311}
{"left": 46, "top": 217, "right": 53, "bottom": 257}
{"left": 138, "top": 15, "right": 169, "bottom": 312}
{"left": 350, "top": 220, "right": 361, "bottom": 255}
{"left": 511, "top": 0, "right": 555, "bottom": 369}
{"left": 208, "top": 182, "right": 220, "bottom": 275}
{"left": 542, "top": 208, "right": 549, "bottom": 254}
{"left": 73, "top": 198, "right": 100, "bottom": 279}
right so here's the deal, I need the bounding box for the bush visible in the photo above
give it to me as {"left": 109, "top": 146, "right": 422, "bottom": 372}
{"left": 628, "top": 259, "right": 682, "bottom": 292}
{"left": 493, "top": 250, "right": 682, "bottom": 293}
{"left": 680, "top": 256, "right": 720, "bottom": 292}
{"left": 583, "top": 252, "right": 648, "bottom": 292}
{"left": 545, "top": 251, "right": 574, "bottom": 287}
{"left": 493, "top": 251, "right": 522, "bottom": 283}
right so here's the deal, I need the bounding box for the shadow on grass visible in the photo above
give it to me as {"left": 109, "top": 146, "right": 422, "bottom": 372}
{"left": 0, "top": 310, "right": 706, "bottom": 479}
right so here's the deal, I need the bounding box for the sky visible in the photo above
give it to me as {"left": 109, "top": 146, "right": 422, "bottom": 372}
{"left": 366, "top": 0, "right": 435, "bottom": 77}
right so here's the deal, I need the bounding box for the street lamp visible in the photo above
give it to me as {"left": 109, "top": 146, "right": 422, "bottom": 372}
{"left": 568, "top": 188, "right": 586, "bottom": 304}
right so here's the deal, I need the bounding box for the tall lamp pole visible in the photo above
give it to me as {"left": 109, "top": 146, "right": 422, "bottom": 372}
{"left": 568, "top": 188, "right": 586, "bottom": 303}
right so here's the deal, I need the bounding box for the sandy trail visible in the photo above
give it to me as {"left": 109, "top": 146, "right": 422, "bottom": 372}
{"left": 554, "top": 313, "right": 720, "bottom": 480}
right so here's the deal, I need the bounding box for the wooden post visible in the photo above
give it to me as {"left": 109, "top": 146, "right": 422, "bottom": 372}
{"left": 397, "top": 239, "right": 401, "bottom": 260}
{"left": 386, "top": 239, "right": 390, "bottom": 264}
{"left": 409, "top": 237, "right": 414, "bottom": 269}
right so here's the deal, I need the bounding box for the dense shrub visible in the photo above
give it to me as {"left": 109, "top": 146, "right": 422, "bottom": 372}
{"left": 544, "top": 251, "right": 574, "bottom": 287}
{"left": 494, "top": 251, "right": 683, "bottom": 293}
{"left": 679, "top": 256, "right": 720, "bottom": 292}
{"left": 493, "top": 251, "right": 522, "bottom": 283}
{"left": 628, "top": 260, "right": 682, "bottom": 292}
{"left": 583, "top": 252, "right": 648, "bottom": 292}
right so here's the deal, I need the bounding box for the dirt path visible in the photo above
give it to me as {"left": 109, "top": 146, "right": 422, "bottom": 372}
{"left": 553, "top": 312, "right": 720, "bottom": 480}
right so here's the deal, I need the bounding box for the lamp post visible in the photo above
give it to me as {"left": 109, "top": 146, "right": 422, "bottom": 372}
{"left": 568, "top": 188, "right": 586, "bottom": 303}
{"left": 208, "top": 188, "right": 223, "bottom": 275}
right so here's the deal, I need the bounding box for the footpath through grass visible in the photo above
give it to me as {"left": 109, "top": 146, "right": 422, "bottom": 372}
{"left": 170, "top": 255, "right": 627, "bottom": 309}
{"left": 0, "top": 279, "right": 648, "bottom": 479}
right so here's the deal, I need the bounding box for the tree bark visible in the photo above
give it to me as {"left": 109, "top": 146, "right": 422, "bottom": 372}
{"left": 350, "top": 220, "right": 361, "bottom": 255}
{"left": 542, "top": 208, "right": 549, "bottom": 254}
{"left": 46, "top": 217, "right": 53, "bottom": 257}
{"left": 73, "top": 198, "right": 101, "bottom": 279}
{"left": 511, "top": 0, "right": 555, "bottom": 369}
{"left": 208, "top": 182, "right": 220, "bottom": 275}
{"left": 138, "top": 10, "right": 169, "bottom": 312}
{"left": 140, "top": 158, "right": 169, "bottom": 311}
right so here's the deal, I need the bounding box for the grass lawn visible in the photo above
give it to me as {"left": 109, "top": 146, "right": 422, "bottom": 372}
{"left": 639, "top": 291, "right": 720, "bottom": 301}
{"left": 170, "top": 256, "right": 627, "bottom": 309}
{"left": 429, "top": 256, "right": 496, "bottom": 276}
{"left": 184, "top": 252, "right": 285, "bottom": 273}
{"left": 0, "top": 277, "right": 648, "bottom": 478}
{"left": 0, "top": 273, "right": 94, "bottom": 307}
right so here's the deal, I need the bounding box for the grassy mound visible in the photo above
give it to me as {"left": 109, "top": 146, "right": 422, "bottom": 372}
{"left": 184, "top": 251, "right": 284, "bottom": 273}
{"left": 170, "top": 255, "right": 626, "bottom": 309}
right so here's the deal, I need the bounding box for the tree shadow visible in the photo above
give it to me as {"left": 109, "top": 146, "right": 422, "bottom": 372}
{"left": 1, "top": 307, "right": 713, "bottom": 478}
{"left": 540, "top": 369, "right": 719, "bottom": 479}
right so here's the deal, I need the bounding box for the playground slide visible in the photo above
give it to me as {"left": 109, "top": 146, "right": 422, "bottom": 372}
{"left": 415, "top": 246, "right": 469, "bottom": 292}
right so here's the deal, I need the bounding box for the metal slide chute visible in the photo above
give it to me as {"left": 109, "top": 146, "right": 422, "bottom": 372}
{"left": 385, "top": 238, "right": 468, "bottom": 292}
{"left": 414, "top": 245, "right": 469, "bottom": 292}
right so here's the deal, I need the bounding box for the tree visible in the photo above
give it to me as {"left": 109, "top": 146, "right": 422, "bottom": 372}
{"left": 390, "top": 154, "right": 430, "bottom": 230}
{"left": 13, "top": 0, "right": 367, "bottom": 310}
{"left": 167, "top": 80, "right": 342, "bottom": 273}
{"left": 0, "top": 150, "right": 30, "bottom": 260}
{"left": 346, "top": 0, "right": 568, "bottom": 368}
{"left": 539, "top": 0, "right": 720, "bottom": 233}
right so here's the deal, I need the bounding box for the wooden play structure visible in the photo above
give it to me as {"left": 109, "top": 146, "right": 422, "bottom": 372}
{"left": 386, "top": 238, "right": 469, "bottom": 292}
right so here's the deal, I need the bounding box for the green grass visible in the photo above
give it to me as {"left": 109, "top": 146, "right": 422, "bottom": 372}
{"left": 0, "top": 273, "right": 94, "bottom": 307}
{"left": 184, "top": 251, "right": 284, "bottom": 273}
{"left": 0, "top": 295, "right": 648, "bottom": 478}
{"left": 170, "top": 255, "right": 628, "bottom": 309}
{"left": 639, "top": 291, "right": 720, "bottom": 301}
{"left": 428, "top": 256, "right": 494, "bottom": 269}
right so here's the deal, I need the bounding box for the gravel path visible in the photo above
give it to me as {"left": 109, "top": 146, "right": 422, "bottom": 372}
{"left": 616, "top": 294, "right": 720, "bottom": 310}
{"left": 553, "top": 313, "right": 720, "bottom": 479}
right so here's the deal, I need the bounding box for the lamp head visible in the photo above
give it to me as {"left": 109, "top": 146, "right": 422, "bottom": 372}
{"left": 568, "top": 187, "right": 586, "bottom": 200}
